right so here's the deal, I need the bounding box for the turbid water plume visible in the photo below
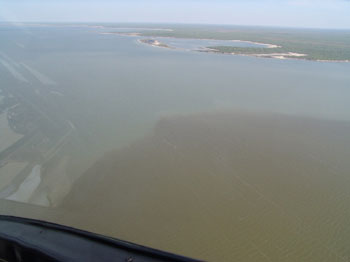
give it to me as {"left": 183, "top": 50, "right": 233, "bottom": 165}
{"left": 61, "top": 112, "right": 350, "bottom": 261}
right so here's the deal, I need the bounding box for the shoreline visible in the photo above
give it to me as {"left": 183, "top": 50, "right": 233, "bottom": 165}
{"left": 138, "top": 39, "right": 172, "bottom": 49}
{"left": 201, "top": 50, "right": 350, "bottom": 63}
{"left": 199, "top": 48, "right": 307, "bottom": 60}
{"left": 142, "top": 35, "right": 280, "bottom": 48}
{"left": 107, "top": 31, "right": 278, "bottom": 48}
{"left": 103, "top": 32, "right": 350, "bottom": 63}
{"left": 199, "top": 48, "right": 350, "bottom": 62}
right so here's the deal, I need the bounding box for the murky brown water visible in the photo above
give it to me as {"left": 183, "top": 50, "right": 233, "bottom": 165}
{"left": 60, "top": 112, "right": 350, "bottom": 261}
{"left": 1, "top": 25, "right": 350, "bottom": 261}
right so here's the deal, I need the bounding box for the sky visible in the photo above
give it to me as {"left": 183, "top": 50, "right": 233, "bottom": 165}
{"left": 0, "top": 0, "right": 350, "bottom": 29}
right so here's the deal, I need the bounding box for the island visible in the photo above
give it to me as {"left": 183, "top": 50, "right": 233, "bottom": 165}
{"left": 133, "top": 26, "right": 350, "bottom": 62}
{"left": 138, "top": 39, "right": 171, "bottom": 49}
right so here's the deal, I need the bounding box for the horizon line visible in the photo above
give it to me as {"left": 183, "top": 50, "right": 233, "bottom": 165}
{"left": 1, "top": 21, "right": 350, "bottom": 30}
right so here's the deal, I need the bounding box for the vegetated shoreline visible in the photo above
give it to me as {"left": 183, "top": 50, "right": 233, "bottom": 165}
{"left": 105, "top": 31, "right": 280, "bottom": 48}
{"left": 139, "top": 34, "right": 281, "bottom": 49}
{"left": 138, "top": 39, "right": 172, "bottom": 49}
{"left": 135, "top": 36, "right": 286, "bottom": 55}
{"left": 199, "top": 47, "right": 307, "bottom": 60}
{"left": 201, "top": 48, "right": 350, "bottom": 62}
{"left": 102, "top": 31, "right": 350, "bottom": 63}
{"left": 140, "top": 38, "right": 350, "bottom": 62}
{"left": 202, "top": 47, "right": 350, "bottom": 62}
{"left": 7, "top": 23, "right": 350, "bottom": 62}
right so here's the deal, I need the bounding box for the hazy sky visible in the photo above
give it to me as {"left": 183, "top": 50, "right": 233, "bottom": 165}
{"left": 1, "top": 0, "right": 350, "bottom": 29}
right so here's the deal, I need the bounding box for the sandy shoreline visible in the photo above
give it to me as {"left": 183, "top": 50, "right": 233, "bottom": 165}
{"left": 216, "top": 52, "right": 349, "bottom": 63}
{"left": 136, "top": 38, "right": 307, "bottom": 60}
{"left": 103, "top": 32, "right": 349, "bottom": 63}
{"left": 137, "top": 39, "right": 173, "bottom": 49}
{"left": 144, "top": 35, "right": 280, "bottom": 48}
{"left": 200, "top": 48, "right": 334, "bottom": 62}
{"left": 316, "top": 59, "right": 350, "bottom": 63}
{"left": 108, "top": 32, "right": 278, "bottom": 48}
{"left": 202, "top": 49, "right": 308, "bottom": 60}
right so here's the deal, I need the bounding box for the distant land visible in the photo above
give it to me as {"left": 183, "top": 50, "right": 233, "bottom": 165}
{"left": 2, "top": 22, "right": 349, "bottom": 61}
{"left": 125, "top": 24, "right": 350, "bottom": 62}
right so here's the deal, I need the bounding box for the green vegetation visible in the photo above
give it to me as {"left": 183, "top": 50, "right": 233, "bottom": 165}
{"left": 205, "top": 46, "right": 303, "bottom": 59}
{"left": 138, "top": 25, "right": 350, "bottom": 61}
{"left": 206, "top": 46, "right": 284, "bottom": 54}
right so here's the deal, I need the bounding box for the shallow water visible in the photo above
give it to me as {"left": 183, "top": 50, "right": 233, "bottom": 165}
{"left": 63, "top": 113, "right": 350, "bottom": 262}
{"left": 1, "top": 24, "right": 350, "bottom": 261}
